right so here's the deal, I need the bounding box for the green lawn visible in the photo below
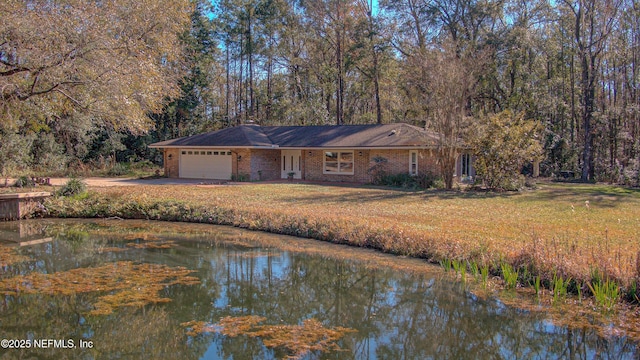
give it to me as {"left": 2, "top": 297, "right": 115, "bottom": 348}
{"left": 45, "top": 181, "right": 640, "bottom": 297}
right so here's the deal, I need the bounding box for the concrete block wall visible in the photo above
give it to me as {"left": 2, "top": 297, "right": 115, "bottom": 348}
{"left": 0, "top": 193, "right": 51, "bottom": 220}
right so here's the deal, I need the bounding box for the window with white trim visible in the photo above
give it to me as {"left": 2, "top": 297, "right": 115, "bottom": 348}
{"left": 323, "top": 151, "right": 354, "bottom": 175}
{"left": 409, "top": 151, "right": 418, "bottom": 176}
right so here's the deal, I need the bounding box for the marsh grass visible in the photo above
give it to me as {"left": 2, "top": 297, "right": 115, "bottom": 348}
{"left": 577, "top": 281, "right": 583, "bottom": 303}
{"left": 628, "top": 280, "right": 639, "bottom": 304}
{"left": 469, "top": 261, "right": 480, "bottom": 279}
{"left": 501, "top": 263, "right": 519, "bottom": 289}
{"left": 552, "top": 274, "right": 570, "bottom": 304}
{"left": 41, "top": 182, "right": 640, "bottom": 307}
{"left": 452, "top": 259, "right": 467, "bottom": 282}
{"left": 531, "top": 276, "right": 541, "bottom": 296}
{"left": 440, "top": 258, "right": 452, "bottom": 272}
{"left": 588, "top": 279, "right": 620, "bottom": 312}
{"left": 480, "top": 265, "right": 490, "bottom": 288}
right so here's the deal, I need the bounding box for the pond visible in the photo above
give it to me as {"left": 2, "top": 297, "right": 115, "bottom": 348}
{"left": 0, "top": 219, "right": 637, "bottom": 359}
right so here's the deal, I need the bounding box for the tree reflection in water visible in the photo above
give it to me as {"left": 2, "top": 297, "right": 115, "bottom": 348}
{"left": 0, "top": 219, "right": 636, "bottom": 359}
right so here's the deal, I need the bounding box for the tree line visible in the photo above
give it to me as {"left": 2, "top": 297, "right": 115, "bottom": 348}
{"left": 1, "top": 0, "right": 639, "bottom": 185}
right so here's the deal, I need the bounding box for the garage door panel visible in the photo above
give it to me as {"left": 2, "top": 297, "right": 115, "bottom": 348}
{"left": 179, "top": 150, "right": 232, "bottom": 179}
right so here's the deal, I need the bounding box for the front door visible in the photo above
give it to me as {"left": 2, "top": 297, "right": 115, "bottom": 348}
{"left": 281, "top": 150, "right": 301, "bottom": 179}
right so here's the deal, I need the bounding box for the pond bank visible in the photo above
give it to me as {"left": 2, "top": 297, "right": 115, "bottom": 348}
{"left": 39, "top": 183, "right": 640, "bottom": 309}
{"left": 3, "top": 218, "right": 637, "bottom": 357}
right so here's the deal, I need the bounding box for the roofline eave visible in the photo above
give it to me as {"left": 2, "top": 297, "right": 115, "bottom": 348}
{"left": 148, "top": 145, "right": 448, "bottom": 150}
{"left": 148, "top": 145, "right": 278, "bottom": 149}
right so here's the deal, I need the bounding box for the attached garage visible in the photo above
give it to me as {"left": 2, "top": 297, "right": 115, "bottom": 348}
{"left": 179, "top": 149, "right": 232, "bottom": 179}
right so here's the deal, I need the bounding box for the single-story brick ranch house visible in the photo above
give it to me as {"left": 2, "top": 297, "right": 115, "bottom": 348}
{"left": 148, "top": 123, "right": 475, "bottom": 182}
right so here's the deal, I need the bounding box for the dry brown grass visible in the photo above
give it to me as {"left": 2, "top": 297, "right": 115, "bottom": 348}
{"left": 43, "top": 181, "right": 640, "bottom": 301}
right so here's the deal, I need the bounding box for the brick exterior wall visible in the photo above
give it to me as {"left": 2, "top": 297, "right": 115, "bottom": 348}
{"left": 166, "top": 147, "right": 442, "bottom": 183}
{"left": 420, "top": 149, "right": 441, "bottom": 177}
{"left": 233, "top": 149, "right": 251, "bottom": 180}
{"left": 229, "top": 149, "right": 281, "bottom": 181}
{"left": 249, "top": 149, "right": 280, "bottom": 181}
{"left": 370, "top": 149, "right": 441, "bottom": 178}
{"left": 300, "top": 149, "right": 440, "bottom": 183}
{"left": 164, "top": 149, "right": 180, "bottom": 178}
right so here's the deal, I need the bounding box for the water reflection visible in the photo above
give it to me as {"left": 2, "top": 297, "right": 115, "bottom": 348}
{"left": 0, "top": 219, "right": 637, "bottom": 359}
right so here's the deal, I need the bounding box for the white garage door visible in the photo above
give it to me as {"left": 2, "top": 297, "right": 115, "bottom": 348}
{"left": 179, "top": 149, "right": 232, "bottom": 179}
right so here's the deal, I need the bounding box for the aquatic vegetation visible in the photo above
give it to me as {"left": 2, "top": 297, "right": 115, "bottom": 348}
{"left": 533, "top": 276, "right": 541, "bottom": 296}
{"left": 98, "top": 246, "right": 129, "bottom": 253}
{"left": 552, "top": 274, "right": 570, "bottom": 304}
{"left": 469, "top": 261, "right": 480, "bottom": 279}
{"left": 480, "top": 264, "right": 490, "bottom": 288}
{"left": 0, "top": 245, "right": 29, "bottom": 267}
{"left": 440, "top": 258, "right": 452, "bottom": 272}
{"left": 451, "top": 259, "right": 467, "bottom": 282}
{"left": 126, "top": 240, "right": 176, "bottom": 249}
{"left": 183, "top": 316, "right": 356, "bottom": 360}
{"left": 627, "top": 280, "right": 639, "bottom": 304}
{"left": 588, "top": 279, "right": 620, "bottom": 312}
{"left": 0, "top": 261, "right": 200, "bottom": 315}
{"left": 501, "top": 263, "right": 519, "bottom": 289}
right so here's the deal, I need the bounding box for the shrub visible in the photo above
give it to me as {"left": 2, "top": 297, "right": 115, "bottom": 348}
{"left": 108, "top": 163, "right": 130, "bottom": 176}
{"left": 368, "top": 156, "right": 389, "bottom": 184}
{"left": 14, "top": 176, "right": 35, "bottom": 188}
{"left": 58, "top": 178, "right": 87, "bottom": 197}
{"left": 373, "top": 172, "right": 438, "bottom": 190}
{"left": 231, "top": 173, "right": 249, "bottom": 182}
{"left": 470, "top": 111, "right": 544, "bottom": 191}
{"left": 415, "top": 173, "right": 436, "bottom": 189}
{"left": 129, "top": 160, "right": 155, "bottom": 170}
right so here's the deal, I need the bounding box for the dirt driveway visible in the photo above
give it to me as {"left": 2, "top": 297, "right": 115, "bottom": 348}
{"left": 47, "top": 177, "right": 225, "bottom": 187}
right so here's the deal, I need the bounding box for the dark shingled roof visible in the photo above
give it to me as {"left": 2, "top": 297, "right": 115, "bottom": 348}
{"left": 149, "top": 123, "right": 440, "bottom": 149}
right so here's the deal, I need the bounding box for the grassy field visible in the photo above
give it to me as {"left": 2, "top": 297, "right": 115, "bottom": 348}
{"left": 43, "top": 181, "right": 640, "bottom": 303}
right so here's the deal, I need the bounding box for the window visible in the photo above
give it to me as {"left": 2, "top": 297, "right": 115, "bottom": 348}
{"left": 213, "top": 151, "right": 219, "bottom": 155}
{"left": 409, "top": 151, "right": 418, "bottom": 176}
{"left": 207, "top": 151, "right": 212, "bottom": 155}
{"left": 461, "top": 154, "right": 471, "bottom": 176}
{"left": 182, "top": 151, "right": 186, "bottom": 155}
{"left": 324, "top": 151, "right": 354, "bottom": 175}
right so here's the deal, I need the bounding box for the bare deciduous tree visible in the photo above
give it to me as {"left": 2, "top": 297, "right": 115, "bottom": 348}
{"left": 413, "top": 42, "right": 485, "bottom": 189}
